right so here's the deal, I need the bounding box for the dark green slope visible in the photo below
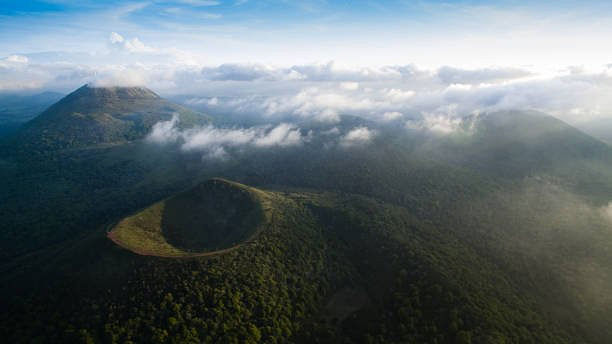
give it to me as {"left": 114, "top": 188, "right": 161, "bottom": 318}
{"left": 428, "top": 110, "right": 612, "bottom": 202}
{"left": 0, "top": 113, "right": 492, "bottom": 261}
{"left": 10, "top": 84, "right": 207, "bottom": 152}
{"left": 1, "top": 108, "right": 612, "bottom": 343}
{"left": 0, "top": 141, "right": 213, "bottom": 261}
{"left": 0, "top": 91, "right": 63, "bottom": 136}
{"left": 0, "top": 182, "right": 576, "bottom": 344}
{"left": 576, "top": 117, "right": 612, "bottom": 144}
{"left": 0, "top": 85, "right": 210, "bottom": 259}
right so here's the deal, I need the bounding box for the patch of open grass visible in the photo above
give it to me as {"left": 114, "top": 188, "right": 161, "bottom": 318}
{"left": 108, "top": 178, "right": 276, "bottom": 257}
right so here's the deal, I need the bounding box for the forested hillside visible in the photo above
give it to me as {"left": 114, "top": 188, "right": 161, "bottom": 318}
{"left": 0, "top": 185, "right": 578, "bottom": 343}
{"left": 1, "top": 88, "right": 612, "bottom": 343}
{"left": 9, "top": 85, "right": 208, "bottom": 152}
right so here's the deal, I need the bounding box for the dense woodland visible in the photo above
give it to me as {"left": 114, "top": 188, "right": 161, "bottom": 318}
{"left": 0, "top": 190, "right": 577, "bottom": 343}
{"left": 1, "top": 90, "right": 612, "bottom": 343}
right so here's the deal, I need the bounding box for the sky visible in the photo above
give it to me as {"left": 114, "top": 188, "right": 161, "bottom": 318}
{"left": 3, "top": 0, "right": 612, "bottom": 69}
{"left": 3, "top": 0, "right": 612, "bottom": 135}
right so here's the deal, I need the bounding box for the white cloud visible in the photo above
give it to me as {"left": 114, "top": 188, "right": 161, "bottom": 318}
{"left": 4, "top": 58, "right": 612, "bottom": 139}
{"left": 253, "top": 123, "right": 303, "bottom": 147}
{"left": 201, "top": 63, "right": 280, "bottom": 81}
{"left": 174, "top": 64, "right": 612, "bottom": 131}
{"left": 340, "top": 127, "right": 375, "bottom": 147}
{"left": 385, "top": 88, "right": 415, "bottom": 102}
{"left": 181, "top": 123, "right": 304, "bottom": 151}
{"left": 204, "top": 146, "right": 229, "bottom": 160}
{"left": 600, "top": 202, "right": 612, "bottom": 222}
{"left": 322, "top": 127, "right": 340, "bottom": 135}
{"left": 436, "top": 66, "right": 532, "bottom": 85}
{"left": 5, "top": 55, "right": 28, "bottom": 63}
{"left": 162, "top": 6, "right": 222, "bottom": 19}
{"left": 147, "top": 114, "right": 181, "bottom": 143}
{"left": 109, "top": 32, "right": 124, "bottom": 45}
{"left": 108, "top": 32, "right": 156, "bottom": 54}
{"left": 406, "top": 112, "right": 464, "bottom": 134}
{"left": 90, "top": 68, "right": 148, "bottom": 87}
{"left": 146, "top": 116, "right": 306, "bottom": 158}
{"left": 181, "top": 126, "right": 257, "bottom": 150}
{"left": 197, "top": 62, "right": 427, "bottom": 82}
{"left": 340, "top": 82, "right": 359, "bottom": 90}
{"left": 382, "top": 111, "right": 402, "bottom": 121}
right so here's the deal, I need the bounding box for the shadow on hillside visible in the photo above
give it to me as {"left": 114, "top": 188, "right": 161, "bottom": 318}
{"left": 161, "top": 180, "right": 264, "bottom": 252}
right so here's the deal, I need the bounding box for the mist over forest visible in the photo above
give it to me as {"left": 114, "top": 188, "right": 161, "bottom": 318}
{"left": 2, "top": 1, "right": 612, "bottom": 343}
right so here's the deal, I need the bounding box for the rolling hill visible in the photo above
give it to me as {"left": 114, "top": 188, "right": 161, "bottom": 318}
{"left": 0, "top": 85, "right": 211, "bottom": 259}
{"left": 1, "top": 85, "right": 612, "bottom": 343}
{"left": 9, "top": 84, "right": 208, "bottom": 152}
{"left": 425, "top": 110, "right": 612, "bottom": 201}
{"left": 0, "top": 180, "right": 578, "bottom": 343}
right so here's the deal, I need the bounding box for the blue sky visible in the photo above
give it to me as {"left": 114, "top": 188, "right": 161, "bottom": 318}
{"left": 3, "top": 1, "right": 612, "bottom": 134}
{"left": 2, "top": 0, "right": 612, "bottom": 68}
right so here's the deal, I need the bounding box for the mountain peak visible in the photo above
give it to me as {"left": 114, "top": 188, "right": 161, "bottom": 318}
{"left": 10, "top": 84, "right": 207, "bottom": 152}
{"left": 68, "top": 84, "right": 160, "bottom": 100}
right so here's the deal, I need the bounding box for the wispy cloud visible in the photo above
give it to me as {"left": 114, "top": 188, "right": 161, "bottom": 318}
{"left": 161, "top": 6, "right": 222, "bottom": 19}
{"left": 147, "top": 115, "right": 306, "bottom": 158}
{"left": 436, "top": 66, "right": 532, "bottom": 85}
{"left": 110, "top": 2, "right": 150, "bottom": 19}
{"left": 4, "top": 42, "right": 612, "bottom": 139}
{"left": 5, "top": 1, "right": 612, "bottom": 69}
{"left": 176, "top": 0, "right": 221, "bottom": 6}
{"left": 340, "top": 127, "right": 375, "bottom": 147}
{"left": 108, "top": 32, "right": 156, "bottom": 53}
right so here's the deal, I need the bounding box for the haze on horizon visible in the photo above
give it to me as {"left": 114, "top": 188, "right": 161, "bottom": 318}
{"left": 3, "top": 0, "right": 612, "bottom": 140}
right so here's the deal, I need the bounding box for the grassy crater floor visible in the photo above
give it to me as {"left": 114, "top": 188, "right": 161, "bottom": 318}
{"left": 107, "top": 178, "right": 275, "bottom": 257}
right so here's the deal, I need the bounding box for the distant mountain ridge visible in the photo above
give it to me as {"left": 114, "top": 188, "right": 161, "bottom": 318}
{"left": 420, "top": 110, "right": 612, "bottom": 202}
{"left": 9, "top": 84, "right": 208, "bottom": 152}
{"left": 0, "top": 91, "right": 64, "bottom": 137}
{"left": 2, "top": 93, "right": 612, "bottom": 342}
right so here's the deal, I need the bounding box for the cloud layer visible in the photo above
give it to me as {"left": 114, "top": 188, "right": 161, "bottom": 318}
{"left": 3, "top": 33, "right": 612, "bottom": 138}
{"left": 340, "top": 127, "right": 376, "bottom": 147}
{"left": 178, "top": 63, "right": 612, "bottom": 135}
{"left": 147, "top": 115, "right": 307, "bottom": 159}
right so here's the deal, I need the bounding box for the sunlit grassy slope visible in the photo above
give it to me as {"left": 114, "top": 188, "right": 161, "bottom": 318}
{"left": 108, "top": 178, "right": 276, "bottom": 257}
